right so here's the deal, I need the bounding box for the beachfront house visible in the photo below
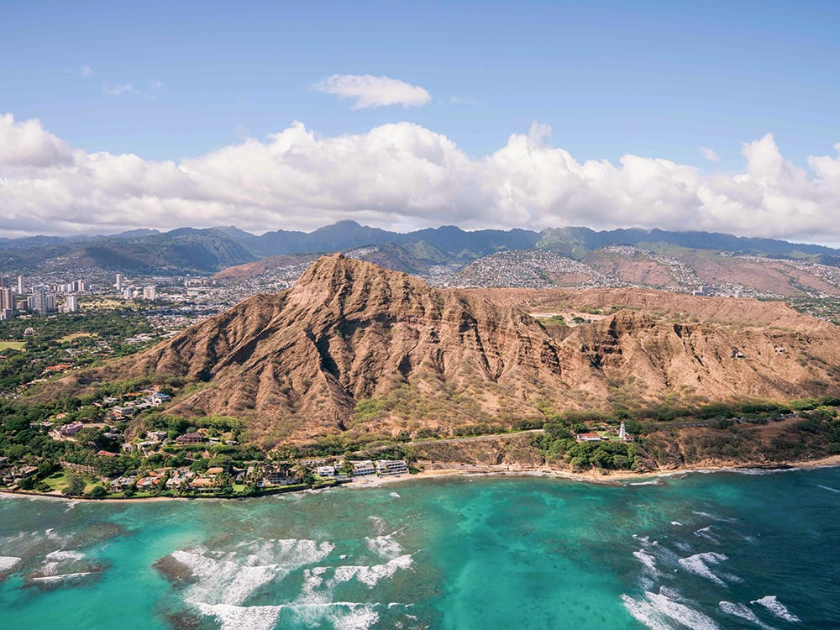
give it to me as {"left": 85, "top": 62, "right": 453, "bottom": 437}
{"left": 352, "top": 461, "right": 376, "bottom": 476}
{"left": 376, "top": 460, "right": 409, "bottom": 476}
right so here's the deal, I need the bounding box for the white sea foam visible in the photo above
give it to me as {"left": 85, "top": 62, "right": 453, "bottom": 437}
{"left": 671, "top": 521, "right": 683, "bottom": 526}
{"left": 694, "top": 525, "right": 720, "bottom": 543}
{"left": 390, "top": 492, "right": 401, "bottom": 498}
{"left": 817, "top": 484, "right": 840, "bottom": 494}
{"left": 751, "top": 595, "right": 800, "bottom": 623}
{"left": 195, "top": 603, "right": 283, "bottom": 630}
{"left": 30, "top": 571, "right": 92, "bottom": 583}
{"left": 333, "top": 606, "right": 379, "bottom": 630}
{"left": 633, "top": 549, "right": 658, "bottom": 574}
{"left": 365, "top": 530, "right": 403, "bottom": 559}
{"left": 0, "top": 556, "right": 22, "bottom": 571}
{"left": 622, "top": 592, "right": 720, "bottom": 630}
{"left": 678, "top": 552, "right": 729, "bottom": 586}
{"left": 39, "top": 550, "right": 85, "bottom": 576}
{"left": 627, "top": 480, "right": 662, "bottom": 486}
{"left": 332, "top": 555, "right": 414, "bottom": 587}
{"left": 720, "top": 601, "right": 776, "bottom": 629}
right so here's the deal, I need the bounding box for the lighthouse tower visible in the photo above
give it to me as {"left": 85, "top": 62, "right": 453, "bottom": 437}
{"left": 619, "top": 421, "right": 627, "bottom": 441}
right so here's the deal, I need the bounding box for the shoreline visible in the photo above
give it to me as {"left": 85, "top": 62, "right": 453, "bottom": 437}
{"left": 344, "top": 453, "right": 840, "bottom": 488}
{"left": 4, "top": 454, "right": 838, "bottom": 502}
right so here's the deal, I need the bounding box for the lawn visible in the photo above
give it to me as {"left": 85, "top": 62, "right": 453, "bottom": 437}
{"left": 0, "top": 341, "right": 26, "bottom": 351}
{"left": 43, "top": 470, "right": 69, "bottom": 492}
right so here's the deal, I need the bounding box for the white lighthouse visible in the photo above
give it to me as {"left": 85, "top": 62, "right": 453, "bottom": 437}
{"left": 619, "top": 421, "right": 627, "bottom": 441}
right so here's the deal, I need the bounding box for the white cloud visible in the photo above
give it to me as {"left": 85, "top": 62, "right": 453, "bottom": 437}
{"left": 314, "top": 74, "right": 431, "bottom": 109}
{"left": 1, "top": 113, "right": 840, "bottom": 243}
{"left": 150, "top": 79, "right": 164, "bottom": 90}
{"left": 700, "top": 146, "right": 720, "bottom": 162}
{"left": 0, "top": 113, "right": 73, "bottom": 167}
{"left": 102, "top": 82, "right": 135, "bottom": 96}
{"left": 80, "top": 65, "right": 93, "bottom": 79}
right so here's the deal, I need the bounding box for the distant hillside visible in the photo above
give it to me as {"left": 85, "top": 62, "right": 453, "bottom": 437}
{"left": 2, "top": 221, "right": 840, "bottom": 278}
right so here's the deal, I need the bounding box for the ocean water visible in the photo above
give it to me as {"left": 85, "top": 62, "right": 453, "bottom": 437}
{"left": 1, "top": 467, "right": 839, "bottom": 629}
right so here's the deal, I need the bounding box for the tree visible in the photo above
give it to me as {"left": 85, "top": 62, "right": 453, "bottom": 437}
{"left": 86, "top": 485, "right": 107, "bottom": 499}
{"left": 63, "top": 472, "right": 86, "bottom": 497}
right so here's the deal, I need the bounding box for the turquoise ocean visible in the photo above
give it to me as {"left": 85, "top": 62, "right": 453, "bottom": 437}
{"left": 1, "top": 467, "right": 839, "bottom": 629}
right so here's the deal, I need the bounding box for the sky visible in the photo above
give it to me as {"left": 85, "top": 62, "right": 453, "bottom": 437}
{"left": 1, "top": 0, "right": 840, "bottom": 242}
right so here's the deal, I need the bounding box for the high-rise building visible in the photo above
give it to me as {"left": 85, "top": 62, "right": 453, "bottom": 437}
{"left": 0, "top": 287, "right": 15, "bottom": 314}
{"left": 64, "top": 295, "right": 78, "bottom": 313}
{"left": 115, "top": 274, "right": 123, "bottom": 291}
{"left": 29, "top": 286, "right": 53, "bottom": 315}
{"left": 0, "top": 276, "right": 12, "bottom": 290}
{"left": 17, "top": 276, "right": 24, "bottom": 294}
{"left": 143, "top": 285, "right": 157, "bottom": 301}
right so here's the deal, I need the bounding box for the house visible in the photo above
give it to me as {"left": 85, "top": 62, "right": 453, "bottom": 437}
{"left": 376, "top": 460, "right": 409, "bottom": 476}
{"left": 148, "top": 392, "right": 171, "bottom": 406}
{"left": 60, "top": 422, "right": 84, "bottom": 436}
{"left": 136, "top": 475, "right": 163, "bottom": 491}
{"left": 352, "top": 461, "right": 376, "bottom": 476}
{"left": 166, "top": 469, "right": 194, "bottom": 489}
{"left": 109, "top": 476, "right": 136, "bottom": 492}
{"left": 263, "top": 469, "right": 298, "bottom": 485}
{"left": 576, "top": 432, "right": 602, "bottom": 442}
{"left": 176, "top": 433, "right": 205, "bottom": 445}
{"left": 205, "top": 467, "right": 225, "bottom": 476}
{"left": 189, "top": 478, "right": 216, "bottom": 493}
{"left": 315, "top": 465, "right": 336, "bottom": 478}
{"left": 147, "top": 431, "right": 168, "bottom": 442}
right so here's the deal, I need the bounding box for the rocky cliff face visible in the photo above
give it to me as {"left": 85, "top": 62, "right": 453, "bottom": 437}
{"left": 116, "top": 254, "right": 840, "bottom": 442}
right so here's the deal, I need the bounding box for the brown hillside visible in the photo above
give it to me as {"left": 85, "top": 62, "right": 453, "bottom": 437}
{"left": 96, "top": 255, "right": 840, "bottom": 443}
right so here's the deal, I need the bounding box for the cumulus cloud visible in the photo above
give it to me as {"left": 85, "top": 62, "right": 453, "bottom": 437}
{"left": 700, "top": 146, "right": 720, "bottom": 162}
{"left": 1, "top": 112, "right": 840, "bottom": 242}
{"left": 0, "top": 113, "right": 73, "bottom": 167}
{"left": 80, "top": 65, "right": 93, "bottom": 79}
{"left": 314, "top": 74, "right": 431, "bottom": 109}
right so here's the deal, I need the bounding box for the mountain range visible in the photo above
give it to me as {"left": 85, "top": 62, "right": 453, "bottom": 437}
{"left": 2, "top": 221, "right": 839, "bottom": 276}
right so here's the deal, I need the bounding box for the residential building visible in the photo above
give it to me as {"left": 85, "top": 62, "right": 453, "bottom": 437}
{"left": 176, "top": 432, "right": 205, "bottom": 445}
{"left": 64, "top": 295, "right": 78, "bottom": 312}
{"left": 315, "top": 465, "right": 336, "bottom": 478}
{"left": 143, "top": 285, "right": 157, "bottom": 301}
{"left": 352, "top": 460, "right": 376, "bottom": 476}
{"left": 376, "top": 460, "right": 409, "bottom": 476}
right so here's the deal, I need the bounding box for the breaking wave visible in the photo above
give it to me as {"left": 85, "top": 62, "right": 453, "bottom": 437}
{"left": 622, "top": 591, "right": 720, "bottom": 630}
{"left": 720, "top": 601, "right": 776, "bottom": 629}
{"left": 751, "top": 595, "right": 800, "bottom": 623}
{"left": 678, "top": 552, "right": 731, "bottom": 587}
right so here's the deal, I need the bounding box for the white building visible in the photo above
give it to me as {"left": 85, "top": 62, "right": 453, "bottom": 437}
{"left": 315, "top": 465, "right": 336, "bottom": 478}
{"left": 352, "top": 461, "right": 376, "bottom": 476}
{"left": 64, "top": 295, "right": 78, "bottom": 313}
{"left": 143, "top": 285, "right": 157, "bottom": 301}
{"left": 376, "top": 460, "right": 409, "bottom": 476}
{"left": 115, "top": 273, "right": 123, "bottom": 291}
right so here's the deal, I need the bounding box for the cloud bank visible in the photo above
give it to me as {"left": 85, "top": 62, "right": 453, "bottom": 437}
{"left": 314, "top": 74, "right": 431, "bottom": 109}
{"left": 1, "top": 112, "right": 840, "bottom": 241}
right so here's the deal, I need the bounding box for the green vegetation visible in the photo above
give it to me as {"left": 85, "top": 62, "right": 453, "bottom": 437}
{"left": 0, "top": 309, "right": 157, "bottom": 392}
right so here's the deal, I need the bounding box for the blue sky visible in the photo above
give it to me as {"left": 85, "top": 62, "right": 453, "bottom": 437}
{"left": 2, "top": 1, "right": 840, "bottom": 239}
{"left": 3, "top": 0, "right": 838, "bottom": 166}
